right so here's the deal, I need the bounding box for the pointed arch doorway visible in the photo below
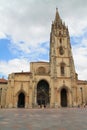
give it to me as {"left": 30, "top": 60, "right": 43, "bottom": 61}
{"left": 18, "top": 92, "right": 25, "bottom": 108}
{"left": 37, "top": 80, "right": 50, "bottom": 107}
{"left": 61, "top": 88, "right": 67, "bottom": 107}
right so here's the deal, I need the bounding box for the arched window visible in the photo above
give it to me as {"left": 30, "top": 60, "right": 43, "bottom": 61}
{"left": 59, "top": 46, "right": 64, "bottom": 55}
{"left": 59, "top": 31, "right": 61, "bottom": 36}
{"left": 61, "top": 66, "right": 64, "bottom": 75}
{"left": 60, "top": 38, "right": 62, "bottom": 43}
{"left": 60, "top": 63, "right": 65, "bottom": 76}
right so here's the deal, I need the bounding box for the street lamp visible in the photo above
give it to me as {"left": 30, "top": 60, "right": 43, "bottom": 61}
{"left": 80, "top": 87, "right": 83, "bottom": 105}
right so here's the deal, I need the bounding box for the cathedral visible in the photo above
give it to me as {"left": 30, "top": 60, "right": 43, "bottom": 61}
{"left": 0, "top": 9, "right": 87, "bottom": 108}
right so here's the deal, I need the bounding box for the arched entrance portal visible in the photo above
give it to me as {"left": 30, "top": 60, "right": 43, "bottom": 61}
{"left": 18, "top": 92, "right": 25, "bottom": 108}
{"left": 37, "top": 80, "right": 50, "bottom": 107}
{"left": 61, "top": 88, "right": 67, "bottom": 107}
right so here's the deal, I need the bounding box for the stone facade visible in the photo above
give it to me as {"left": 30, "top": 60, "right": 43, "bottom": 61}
{"left": 0, "top": 9, "right": 87, "bottom": 108}
{"left": 0, "top": 78, "right": 7, "bottom": 108}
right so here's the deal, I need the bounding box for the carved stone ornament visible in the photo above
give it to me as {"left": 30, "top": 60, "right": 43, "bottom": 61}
{"left": 37, "top": 67, "right": 46, "bottom": 74}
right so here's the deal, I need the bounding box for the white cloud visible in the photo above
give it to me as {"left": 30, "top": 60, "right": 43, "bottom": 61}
{"left": 0, "top": 0, "right": 87, "bottom": 46}
{"left": 72, "top": 35, "right": 87, "bottom": 80}
{"left": 0, "top": 59, "right": 29, "bottom": 77}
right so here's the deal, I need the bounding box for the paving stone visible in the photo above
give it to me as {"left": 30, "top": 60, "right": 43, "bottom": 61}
{"left": 0, "top": 108, "right": 87, "bottom": 130}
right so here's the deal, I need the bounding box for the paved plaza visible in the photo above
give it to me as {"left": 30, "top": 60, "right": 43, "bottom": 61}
{"left": 0, "top": 108, "right": 87, "bottom": 130}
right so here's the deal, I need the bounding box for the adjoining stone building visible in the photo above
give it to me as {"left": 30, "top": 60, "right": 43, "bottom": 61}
{"left": 0, "top": 9, "right": 87, "bottom": 108}
{"left": 0, "top": 78, "right": 7, "bottom": 108}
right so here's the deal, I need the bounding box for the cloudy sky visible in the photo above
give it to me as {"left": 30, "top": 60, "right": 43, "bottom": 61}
{"left": 0, "top": 0, "right": 87, "bottom": 80}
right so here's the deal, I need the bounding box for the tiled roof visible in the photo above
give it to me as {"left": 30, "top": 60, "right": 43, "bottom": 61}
{"left": 14, "top": 72, "right": 32, "bottom": 74}
{"left": 0, "top": 78, "right": 8, "bottom": 84}
{"left": 77, "top": 80, "right": 87, "bottom": 85}
{"left": 31, "top": 61, "right": 49, "bottom": 63}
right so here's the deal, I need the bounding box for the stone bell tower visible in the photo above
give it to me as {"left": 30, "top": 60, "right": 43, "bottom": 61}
{"left": 50, "top": 8, "right": 76, "bottom": 79}
{"left": 50, "top": 8, "right": 77, "bottom": 107}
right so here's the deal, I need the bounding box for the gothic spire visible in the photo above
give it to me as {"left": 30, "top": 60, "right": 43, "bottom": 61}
{"left": 55, "top": 8, "right": 61, "bottom": 22}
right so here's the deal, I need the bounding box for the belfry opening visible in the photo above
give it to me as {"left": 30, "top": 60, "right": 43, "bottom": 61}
{"left": 18, "top": 92, "right": 25, "bottom": 108}
{"left": 37, "top": 80, "right": 50, "bottom": 108}
{"left": 61, "top": 88, "right": 67, "bottom": 107}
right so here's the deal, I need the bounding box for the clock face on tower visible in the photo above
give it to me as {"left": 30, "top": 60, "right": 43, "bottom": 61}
{"left": 59, "top": 46, "right": 64, "bottom": 55}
